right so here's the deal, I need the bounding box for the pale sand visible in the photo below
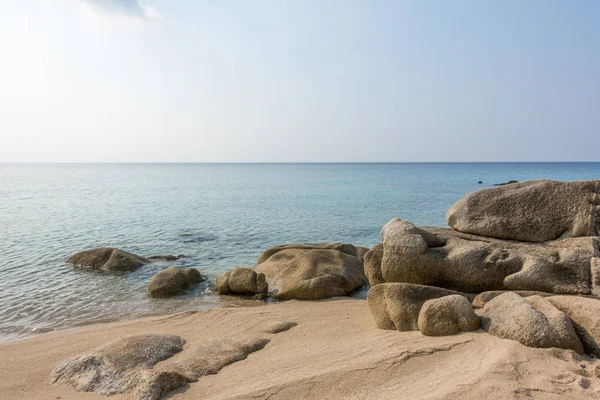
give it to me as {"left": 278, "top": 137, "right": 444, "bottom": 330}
{"left": 1, "top": 298, "right": 600, "bottom": 399}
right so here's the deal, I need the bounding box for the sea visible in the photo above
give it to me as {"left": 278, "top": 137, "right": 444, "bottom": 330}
{"left": 1, "top": 162, "right": 599, "bottom": 342}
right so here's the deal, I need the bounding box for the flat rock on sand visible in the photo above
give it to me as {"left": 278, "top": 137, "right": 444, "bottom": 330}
{"left": 3, "top": 299, "right": 600, "bottom": 400}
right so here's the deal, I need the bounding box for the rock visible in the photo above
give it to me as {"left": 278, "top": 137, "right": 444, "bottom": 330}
{"left": 148, "top": 267, "right": 205, "bottom": 298}
{"left": 215, "top": 268, "right": 268, "bottom": 296}
{"left": 446, "top": 180, "right": 600, "bottom": 242}
{"left": 418, "top": 295, "right": 480, "bottom": 336}
{"left": 494, "top": 180, "right": 519, "bottom": 186}
{"left": 51, "top": 334, "right": 184, "bottom": 396}
{"left": 367, "top": 283, "right": 470, "bottom": 331}
{"left": 253, "top": 243, "right": 367, "bottom": 300}
{"left": 356, "top": 246, "right": 371, "bottom": 262}
{"left": 472, "top": 290, "right": 555, "bottom": 308}
{"left": 66, "top": 247, "right": 149, "bottom": 272}
{"left": 365, "top": 218, "right": 599, "bottom": 295}
{"left": 263, "top": 321, "right": 297, "bottom": 334}
{"left": 547, "top": 296, "right": 600, "bottom": 357}
{"left": 147, "top": 254, "right": 185, "bottom": 261}
{"left": 480, "top": 293, "right": 583, "bottom": 353}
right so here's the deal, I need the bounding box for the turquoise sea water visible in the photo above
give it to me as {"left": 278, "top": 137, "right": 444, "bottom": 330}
{"left": 1, "top": 162, "right": 599, "bottom": 341}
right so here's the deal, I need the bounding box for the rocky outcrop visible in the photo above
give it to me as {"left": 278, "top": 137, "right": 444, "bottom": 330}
{"left": 417, "top": 295, "right": 480, "bottom": 336}
{"left": 479, "top": 293, "right": 583, "bottom": 353}
{"left": 51, "top": 334, "right": 185, "bottom": 396}
{"left": 446, "top": 180, "right": 600, "bottom": 242}
{"left": 66, "top": 248, "right": 150, "bottom": 272}
{"left": 547, "top": 296, "right": 600, "bottom": 357}
{"left": 215, "top": 268, "right": 268, "bottom": 298}
{"left": 252, "top": 243, "right": 367, "bottom": 300}
{"left": 364, "top": 218, "right": 599, "bottom": 295}
{"left": 148, "top": 267, "right": 205, "bottom": 298}
{"left": 367, "top": 283, "right": 470, "bottom": 331}
{"left": 52, "top": 334, "right": 269, "bottom": 400}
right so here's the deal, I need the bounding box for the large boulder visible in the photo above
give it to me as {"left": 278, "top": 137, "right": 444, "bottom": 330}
{"left": 367, "top": 283, "right": 470, "bottom": 331}
{"left": 446, "top": 180, "right": 600, "bottom": 242}
{"left": 479, "top": 293, "right": 583, "bottom": 353}
{"left": 148, "top": 267, "right": 205, "bottom": 298}
{"left": 364, "top": 218, "right": 600, "bottom": 295}
{"left": 215, "top": 268, "right": 268, "bottom": 297}
{"left": 252, "top": 243, "right": 367, "bottom": 300}
{"left": 417, "top": 295, "right": 480, "bottom": 336}
{"left": 51, "top": 334, "right": 185, "bottom": 396}
{"left": 66, "top": 247, "right": 149, "bottom": 272}
{"left": 547, "top": 296, "right": 600, "bottom": 357}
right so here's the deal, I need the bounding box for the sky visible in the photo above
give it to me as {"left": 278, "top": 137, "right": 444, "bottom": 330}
{"left": 0, "top": 0, "right": 599, "bottom": 162}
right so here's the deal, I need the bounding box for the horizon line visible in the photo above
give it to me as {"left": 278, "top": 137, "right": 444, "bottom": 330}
{"left": 2, "top": 161, "right": 600, "bottom": 165}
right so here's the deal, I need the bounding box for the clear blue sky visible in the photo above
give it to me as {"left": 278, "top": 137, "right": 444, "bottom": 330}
{"left": 1, "top": 0, "right": 598, "bottom": 162}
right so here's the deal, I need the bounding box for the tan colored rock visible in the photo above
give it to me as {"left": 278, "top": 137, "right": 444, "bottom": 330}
{"left": 365, "top": 219, "right": 599, "bottom": 295}
{"left": 480, "top": 293, "right": 583, "bottom": 353}
{"left": 51, "top": 334, "right": 184, "bottom": 396}
{"left": 446, "top": 180, "right": 600, "bottom": 242}
{"left": 418, "top": 295, "right": 480, "bottom": 336}
{"left": 66, "top": 247, "right": 149, "bottom": 272}
{"left": 215, "top": 271, "right": 232, "bottom": 295}
{"left": 367, "top": 283, "right": 470, "bottom": 331}
{"left": 216, "top": 267, "right": 268, "bottom": 296}
{"left": 263, "top": 321, "right": 297, "bottom": 334}
{"left": 356, "top": 246, "right": 371, "bottom": 262}
{"left": 547, "top": 296, "right": 600, "bottom": 357}
{"left": 253, "top": 244, "right": 367, "bottom": 300}
{"left": 148, "top": 267, "right": 205, "bottom": 298}
{"left": 472, "top": 290, "right": 554, "bottom": 308}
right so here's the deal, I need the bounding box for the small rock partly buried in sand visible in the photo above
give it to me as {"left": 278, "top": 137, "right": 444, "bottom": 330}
{"left": 215, "top": 268, "right": 268, "bottom": 297}
{"left": 51, "top": 334, "right": 185, "bottom": 395}
{"left": 263, "top": 321, "right": 297, "bottom": 334}
{"left": 52, "top": 335, "right": 270, "bottom": 400}
{"left": 418, "top": 295, "right": 480, "bottom": 336}
{"left": 367, "top": 283, "right": 470, "bottom": 331}
{"left": 547, "top": 296, "right": 600, "bottom": 357}
{"left": 148, "top": 267, "right": 205, "bottom": 298}
{"left": 66, "top": 247, "right": 150, "bottom": 272}
{"left": 147, "top": 254, "right": 186, "bottom": 261}
{"left": 480, "top": 293, "right": 583, "bottom": 353}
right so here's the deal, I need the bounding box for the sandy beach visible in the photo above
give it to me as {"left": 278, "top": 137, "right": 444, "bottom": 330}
{"left": 2, "top": 297, "right": 599, "bottom": 400}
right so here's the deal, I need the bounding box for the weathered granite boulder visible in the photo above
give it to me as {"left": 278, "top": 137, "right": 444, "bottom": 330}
{"left": 417, "top": 295, "right": 480, "bottom": 336}
{"left": 51, "top": 334, "right": 185, "bottom": 396}
{"left": 472, "top": 290, "right": 554, "bottom": 308}
{"left": 364, "top": 218, "right": 600, "bottom": 295}
{"left": 356, "top": 246, "right": 371, "bottom": 262}
{"left": 367, "top": 283, "right": 470, "bottom": 331}
{"left": 66, "top": 247, "right": 150, "bottom": 272}
{"left": 215, "top": 268, "right": 268, "bottom": 297}
{"left": 547, "top": 296, "right": 600, "bottom": 357}
{"left": 446, "top": 180, "right": 600, "bottom": 242}
{"left": 253, "top": 243, "right": 367, "bottom": 300}
{"left": 479, "top": 293, "right": 583, "bottom": 353}
{"left": 148, "top": 267, "right": 205, "bottom": 298}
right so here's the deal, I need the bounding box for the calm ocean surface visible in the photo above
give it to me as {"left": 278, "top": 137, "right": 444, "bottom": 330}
{"left": 1, "top": 162, "right": 599, "bottom": 341}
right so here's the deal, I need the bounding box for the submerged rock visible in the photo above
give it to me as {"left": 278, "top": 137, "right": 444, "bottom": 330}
{"left": 367, "top": 283, "right": 470, "bottom": 331}
{"left": 480, "top": 293, "right": 583, "bottom": 353}
{"left": 364, "top": 218, "right": 599, "bottom": 295}
{"left": 253, "top": 243, "right": 367, "bottom": 300}
{"left": 446, "top": 179, "right": 600, "bottom": 242}
{"left": 147, "top": 254, "right": 186, "bottom": 262}
{"left": 66, "top": 248, "right": 149, "bottom": 272}
{"left": 418, "top": 295, "right": 480, "bottom": 336}
{"left": 148, "top": 267, "right": 205, "bottom": 298}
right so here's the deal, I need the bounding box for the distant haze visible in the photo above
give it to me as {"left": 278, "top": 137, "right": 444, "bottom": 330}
{"left": 1, "top": 0, "right": 599, "bottom": 162}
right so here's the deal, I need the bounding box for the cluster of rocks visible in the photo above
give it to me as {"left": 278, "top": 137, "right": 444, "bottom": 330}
{"left": 51, "top": 320, "right": 297, "bottom": 400}
{"left": 366, "top": 179, "right": 600, "bottom": 355}
{"left": 66, "top": 248, "right": 205, "bottom": 298}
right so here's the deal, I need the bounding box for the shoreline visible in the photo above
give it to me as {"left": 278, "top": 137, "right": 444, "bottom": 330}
{"left": 2, "top": 298, "right": 599, "bottom": 399}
